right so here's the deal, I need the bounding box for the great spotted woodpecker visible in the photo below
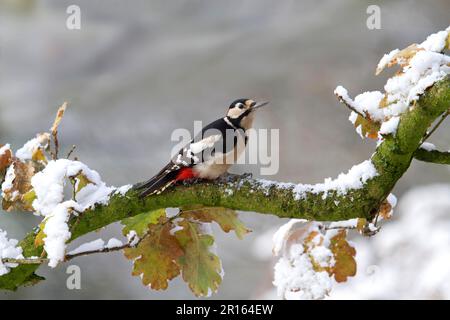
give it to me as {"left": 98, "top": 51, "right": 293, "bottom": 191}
{"left": 136, "top": 98, "right": 269, "bottom": 197}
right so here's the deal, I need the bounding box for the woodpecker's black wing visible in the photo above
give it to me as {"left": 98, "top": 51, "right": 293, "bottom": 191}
{"left": 135, "top": 117, "right": 241, "bottom": 197}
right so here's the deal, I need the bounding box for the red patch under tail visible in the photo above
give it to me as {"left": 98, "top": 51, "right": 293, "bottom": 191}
{"left": 175, "top": 167, "right": 196, "bottom": 181}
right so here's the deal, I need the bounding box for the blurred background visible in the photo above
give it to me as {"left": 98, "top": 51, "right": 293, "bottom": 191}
{"left": 0, "top": 0, "right": 449, "bottom": 299}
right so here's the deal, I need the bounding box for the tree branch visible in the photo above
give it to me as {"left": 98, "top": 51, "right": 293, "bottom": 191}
{"left": 414, "top": 148, "right": 450, "bottom": 164}
{"left": 0, "top": 76, "right": 449, "bottom": 291}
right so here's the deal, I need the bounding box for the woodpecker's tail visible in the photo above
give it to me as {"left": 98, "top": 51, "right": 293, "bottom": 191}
{"left": 135, "top": 169, "right": 179, "bottom": 198}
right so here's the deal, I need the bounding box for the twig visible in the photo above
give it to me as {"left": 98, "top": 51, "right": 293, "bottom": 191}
{"left": 324, "top": 225, "right": 356, "bottom": 231}
{"left": 63, "top": 242, "right": 132, "bottom": 261}
{"left": 66, "top": 145, "right": 77, "bottom": 159}
{"left": 334, "top": 92, "right": 367, "bottom": 118}
{"left": 1, "top": 212, "right": 183, "bottom": 266}
{"left": 2, "top": 257, "right": 48, "bottom": 264}
{"left": 1, "top": 236, "right": 140, "bottom": 266}
{"left": 422, "top": 109, "right": 450, "bottom": 143}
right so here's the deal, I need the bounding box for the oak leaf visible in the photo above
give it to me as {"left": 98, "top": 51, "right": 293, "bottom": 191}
{"left": 180, "top": 207, "right": 251, "bottom": 239}
{"left": 121, "top": 209, "right": 166, "bottom": 237}
{"left": 175, "top": 219, "right": 223, "bottom": 297}
{"left": 2, "top": 159, "right": 35, "bottom": 212}
{"left": 328, "top": 230, "right": 356, "bottom": 283}
{"left": 124, "top": 221, "right": 183, "bottom": 290}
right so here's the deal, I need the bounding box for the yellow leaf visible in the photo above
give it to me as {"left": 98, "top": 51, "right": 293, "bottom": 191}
{"left": 23, "top": 189, "right": 37, "bottom": 211}
{"left": 354, "top": 115, "right": 380, "bottom": 139}
{"left": 31, "top": 148, "right": 47, "bottom": 163}
{"left": 121, "top": 209, "right": 166, "bottom": 237}
{"left": 74, "top": 173, "right": 93, "bottom": 194}
{"left": 34, "top": 222, "right": 46, "bottom": 247}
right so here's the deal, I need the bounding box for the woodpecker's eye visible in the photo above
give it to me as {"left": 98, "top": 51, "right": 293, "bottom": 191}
{"left": 236, "top": 103, "right": 245, "bottom": 109}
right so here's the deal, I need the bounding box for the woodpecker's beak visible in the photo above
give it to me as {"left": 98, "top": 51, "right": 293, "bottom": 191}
{"left": 252, "top": 101, "right": 269, "bottom": 110}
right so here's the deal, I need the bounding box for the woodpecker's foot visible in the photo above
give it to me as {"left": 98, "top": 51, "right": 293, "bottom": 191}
{"left": 241, "top": 172, "right": 253, "bottom": 179}
{"left": 218, "top": 172, "right": 253, "bottom": 184}
{"left": 360, "top": 223, "right": 381, "bottom": 237}
{"left": 179, "top": 177, "right": 205, "bottom": 186}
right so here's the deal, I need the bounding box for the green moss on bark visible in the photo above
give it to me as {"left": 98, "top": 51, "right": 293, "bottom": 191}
{"left": 0, "top": 77, "right": 449, "bottom": 291}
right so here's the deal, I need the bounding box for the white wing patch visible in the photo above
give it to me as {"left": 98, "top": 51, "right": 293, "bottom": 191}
{"left": 173, "top": 134, "right": 222, "bottom": 167}
{"left": 189, "top": 134, "right": 222, "bottom": 154}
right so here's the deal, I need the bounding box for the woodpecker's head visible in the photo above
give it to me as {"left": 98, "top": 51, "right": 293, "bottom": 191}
{"left": 226, "top": 98, "right": 269, "bottom": 130}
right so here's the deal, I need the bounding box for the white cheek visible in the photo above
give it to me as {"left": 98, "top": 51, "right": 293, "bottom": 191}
{"left": 228, "top": 108, "right": 243, "bottom": 118}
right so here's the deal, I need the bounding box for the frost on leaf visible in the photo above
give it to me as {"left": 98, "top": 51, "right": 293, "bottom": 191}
{"left": 124, "top": 219, "right": 183, "bottom": 290}
{"left": 175, "top": 220, "right": 223, "bottom": 297}
{"left": 16, "top": 132, "right": 50, "bottom": 165}
{"left": 376, "top": 44, "right": 423, "bottom": 75}
{"left": 0, "top": 228, "right": 24, "bottom": 276}
{"left": 273, "top": 221, "right": 358, "bottom": 299}
{"left": 273, "top": 221, "right": 334, "bottom": 300}
{"left": 180, "top": 207, "right": 251, "bottom": 239}
{"left": 338, "top": 27, "right": 450, "bottom": 141}
{"left": 328, "top": 230, "right": 356, "bottom": 283}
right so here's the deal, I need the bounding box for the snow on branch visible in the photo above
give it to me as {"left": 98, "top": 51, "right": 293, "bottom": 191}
{"left": 335, "top": 27, "right": 450, "bottom": 140}
{"left": 0, "top": 28, "right": 449, "bottom": 298}
{"left": 414, "top": 148, "right": 450, "bottom": 165}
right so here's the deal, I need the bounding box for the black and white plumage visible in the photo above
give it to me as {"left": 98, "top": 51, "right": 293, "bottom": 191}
{"left": 136, "top": 98, "right": 269, "bottom": 197}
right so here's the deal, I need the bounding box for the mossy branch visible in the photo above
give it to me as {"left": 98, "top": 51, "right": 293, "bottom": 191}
{"left": 414, "top": 148, "right": 450, "bottom": 164}
{"left": 0, "top": 77, "right": 449, "bottom": 291}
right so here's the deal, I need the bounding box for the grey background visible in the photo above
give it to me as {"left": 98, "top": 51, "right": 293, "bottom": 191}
{"left": 0, "top": 0, "right": 449, "bottom": 299}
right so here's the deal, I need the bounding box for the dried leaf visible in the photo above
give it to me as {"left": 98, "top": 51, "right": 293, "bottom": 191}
{"left": 181, "top": 207, "right": 251, "bottom": 239}
{"left": 377, "top": 44, "right": 424, "bottom": 75}
{"left": 175, "top": 219, "right": 223, "bottom": 297}
{"left": 303, "top": 230, "right": 329, "bottom": 273}
{"left": 51, "top": 102, "right": 67, "bottom": 135}
{"left": 392, "top": 44, "right": 423, "bottom": 67}
{"left": 2, "top": 159, "right": 35, "bottom": 212}
{"left": 329, "top": 230, "right": 357, "bottom": 283}
{"left": 378, "top": 199, "right": 393, "bottom": 220}
{"left": 354, "top": 115, "right": 380, "bottom": 139}
{"left": 0, "top": 145, "right": 12, "bottom": 172}
{"left": 124, "top": 221, "right": 183, "bottom": 290}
